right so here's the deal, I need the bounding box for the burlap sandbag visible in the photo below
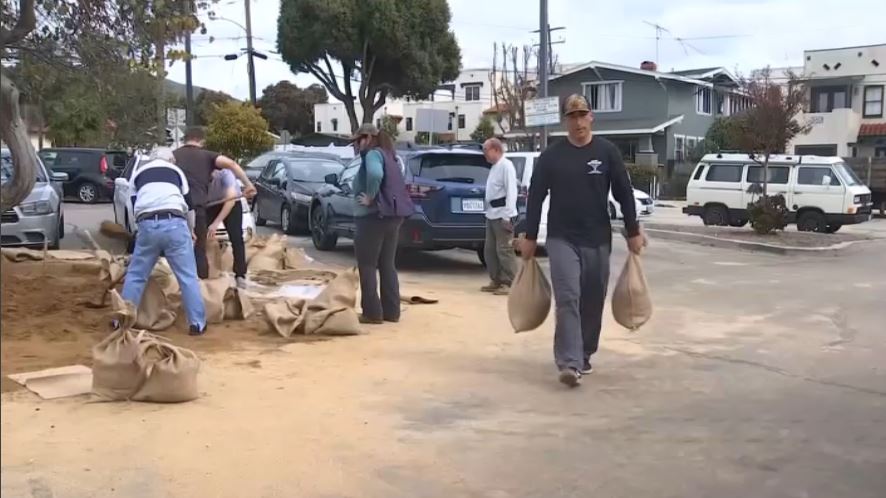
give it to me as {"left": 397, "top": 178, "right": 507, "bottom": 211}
{"left": 224, "top": 287, "right": 255, "bottom": 320}
{"left": 249, "top": 234, "right": 286, "bottom": 270}
{"left": 92, "top": 299, "right": 146, "bottom": 400}
{"left": 200, "top": 277, "right": 231, "bottom": 324}
{"left": 205, "top": 239, "right": 224, "bottom": 279}
{"left": 283, "top": 247, "right": 309, "bottom": 269}
{"left": 264, "top": 268, "right": 361, "bottom": 337}
{"left": 611, "top": 253, "right": 652, "bottom": 331}
{"left": 131, "top": 340, "right": 200, "bottom": 403}
{"left": 508, "top": 258, "right": 552, "bottom": 333}
{"left": 134, "top": 278, "right": 178, "bottom": 330}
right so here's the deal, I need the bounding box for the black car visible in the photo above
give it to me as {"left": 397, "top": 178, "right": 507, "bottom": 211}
{"left": 244, "top": 150, "right": 345, "bottom": 182}
{"left": 252, "top": 155, "right": 345, "bottom": 234}
{"left": 310, "top": 148, "right": 493, "bottom": 264}
{"left": 38, "top": 148, "right": 128, "bottom": 203}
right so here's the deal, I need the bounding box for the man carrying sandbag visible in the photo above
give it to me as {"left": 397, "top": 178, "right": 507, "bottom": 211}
{"left": 519, "top": 94, "right": 646, "bottom": 387}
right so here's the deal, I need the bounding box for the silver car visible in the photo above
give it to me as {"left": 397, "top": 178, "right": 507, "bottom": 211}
{"left": 1, "top": 149, "right": 68, "bottom": 249}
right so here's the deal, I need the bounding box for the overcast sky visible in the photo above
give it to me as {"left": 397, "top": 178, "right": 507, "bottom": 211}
{"left": 169, "top": 0, "right": 886, "bottom": 102}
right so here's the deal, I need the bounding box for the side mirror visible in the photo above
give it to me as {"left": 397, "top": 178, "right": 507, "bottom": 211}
{"left": 280, "top": 180, "right": 288, "bottom": 190}
{"left": 821, "top": 175, "right": 832, "bottom": 186}
{"left": 324, "top": 173, "right": 339, "bottom": 186}
{"left": 268, "top": 177, "right": 280, "bottom": 186}
{"left": 51, "top": 172, "right": 69, "bottom": 182}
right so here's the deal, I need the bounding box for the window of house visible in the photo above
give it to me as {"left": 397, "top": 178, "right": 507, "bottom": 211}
{"left": 863, "top": 85, "right": 884, "bottom": 118}
{"left": 747, "top": 166, "right": 789, "bottom": 184}
{"left": 875, "top": 147, "right": 886, "bottom": 158}
{"left": 316, "top": 121, "right": 321, "bottom": 132}
{"left": 687, "top": 137, "right": 697, "bottom": 153}
{"left": 716, "top": 92, "right": 731, "bottom": 116}
{"left": 582, "top": 81, "right": 623, "bottom": 112}
{"left": 458, "top": 114, "right": 466, "bottom": 129}
{"left": 465, "top": 85, "right": 481, "bottom": 101}
{"left": 675, "top": 135, "right": 685, "bottom": 162}
{"left": 331, "top": 118, "right": 338, "bottom": 132}
{"left": 406, "top": 117, "right": 413, "bottom": 131}
{"left": 376, "top": 118, "right": 381, "bottom": 128}
{"left": 810, "top": 86, "right": 850, "bottom": 113}
{"left": 798, "top": 167, "right": 841, "bottom": 186}
{"left": 705, "top": 164, "right": 743, "bottom": 183}
{"left": 696, "top": 87, "right": 712, "bottom": 115}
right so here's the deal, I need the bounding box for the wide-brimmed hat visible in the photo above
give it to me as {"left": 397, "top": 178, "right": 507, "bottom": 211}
{"left": 563, "top": 94, "right": 592, "bottom": 116}
{"left": 351, "top": 123, "right": 379, "bottom": 140}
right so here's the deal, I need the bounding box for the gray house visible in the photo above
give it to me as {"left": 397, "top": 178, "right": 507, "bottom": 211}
{"left": 545, "top": 61, "right": 746, "bottom": 173}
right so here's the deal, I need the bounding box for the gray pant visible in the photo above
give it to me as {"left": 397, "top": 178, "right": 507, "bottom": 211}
{"left": 546, "top": 238, "right": 611, "bottom": 371}
{"left": 354, "top": 216, "right": 403, "bottom": 321}
{"left": 484, "top": 218, "right": 517, "bottom": 285}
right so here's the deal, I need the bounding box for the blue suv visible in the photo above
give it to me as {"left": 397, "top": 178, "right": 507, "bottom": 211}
{"left": 309, "top": 148, "right": 492, "bottom": 264}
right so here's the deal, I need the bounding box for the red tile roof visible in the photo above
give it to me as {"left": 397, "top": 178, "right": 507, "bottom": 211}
{"left": 858, "top": 122, "right": 886, "bottom": 137}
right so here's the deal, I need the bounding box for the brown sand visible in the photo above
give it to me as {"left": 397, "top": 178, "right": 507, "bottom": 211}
{"left": 0, "top": 260, "right": 322, "bottom": 392}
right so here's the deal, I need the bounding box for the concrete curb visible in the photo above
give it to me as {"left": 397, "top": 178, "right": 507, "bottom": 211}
{"left": 641, "top": 227, "right": 870, "bottom": 255}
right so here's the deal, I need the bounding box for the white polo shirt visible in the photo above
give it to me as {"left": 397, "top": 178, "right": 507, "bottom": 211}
{"left": 485, "top": 157, "right": 518, "bottom": 221}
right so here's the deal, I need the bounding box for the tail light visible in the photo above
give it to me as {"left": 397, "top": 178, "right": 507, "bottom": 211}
{"left": 100, "top": 156, "right": 108, "bottom": 175}
{"left": 406, "top": 183, "right": 441, "bottom": 199}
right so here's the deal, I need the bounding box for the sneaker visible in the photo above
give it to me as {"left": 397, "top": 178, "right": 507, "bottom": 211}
{"left": 581, "top": 360, "right": 593, "bottom": 375}
{"left": 358, "top": 315, "right": 384, "bottom": 325}
{"left": 110, "top": 319, "right": 121, "bottom": 331}
{"left": 493, "top": 285, "right": 511, "bottom": 296}
{"left": 481, "top": 282, "right": 501, "bottom": 293}
{"left": 235, "top": 276, "right": 248, "bottom": 289}
{"left": 189, "top": 324, "right": 207, "bottom": 336}
{"left": 558, "top": 368, "right": 582, "bottom": 388}
{"left": 383, "top": 317, "right": 400, "bottom": 323}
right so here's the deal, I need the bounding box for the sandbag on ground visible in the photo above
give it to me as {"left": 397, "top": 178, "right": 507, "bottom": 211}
{"left": 264, "top": 268, "right": 361, "bottom": 338}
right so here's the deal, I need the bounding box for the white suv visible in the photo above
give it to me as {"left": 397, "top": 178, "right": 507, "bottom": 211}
{"left": 684, "top": 153, "right": 873, "bottom": 233}
{"left": 114, "top": 155, "right": 256, "bottom": 243}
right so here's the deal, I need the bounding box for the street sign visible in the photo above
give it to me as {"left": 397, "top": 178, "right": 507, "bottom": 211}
{"left": 525, "top": 97, "right": 560, "bottom": 127}
{"left": 415, "top": 108, "right": 451, "bottom": 134}
{"left": 166, "top": 108, "right": 186, "bottom": 128}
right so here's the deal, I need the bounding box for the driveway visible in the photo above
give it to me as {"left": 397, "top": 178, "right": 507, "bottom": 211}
{"left": 3, "top": 204, "right": 884, "bottom": 497}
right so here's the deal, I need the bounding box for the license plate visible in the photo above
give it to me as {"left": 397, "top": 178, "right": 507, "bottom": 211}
{"left": 461, "top": 198, "right": 485, "bottom": 212}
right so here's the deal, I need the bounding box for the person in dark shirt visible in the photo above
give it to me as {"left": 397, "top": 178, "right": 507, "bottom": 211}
{"left": 520, "top": 94, "right": 647, "bottom": 387}
{"left": 174, "top": 127, "right": 256, "bottom": 279}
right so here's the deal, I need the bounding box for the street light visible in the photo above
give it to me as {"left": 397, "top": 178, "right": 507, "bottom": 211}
{"left": 209, "top": 8, "right": 262, "bottom": 105}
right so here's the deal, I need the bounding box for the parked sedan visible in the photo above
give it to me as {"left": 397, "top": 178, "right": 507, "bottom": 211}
{"left": 310, "top": 148, "right": 494, "bottom": 264}
{"left": 252, "top": 156, "right": 345, "bottom": 234}
{"left": 1, "top": 149, "right": 67, "bottom": 249}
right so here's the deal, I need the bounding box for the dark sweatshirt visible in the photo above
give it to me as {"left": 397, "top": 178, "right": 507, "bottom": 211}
{"left": 525, "top": 136, "right": 640, "bottom": 247}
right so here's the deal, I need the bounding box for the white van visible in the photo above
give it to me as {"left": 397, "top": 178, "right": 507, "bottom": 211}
{"left": 684, "top": 153, "right": 873, "bottom": 233}
{"left": 509, "top": 151, "right": 654, "bottom": 246}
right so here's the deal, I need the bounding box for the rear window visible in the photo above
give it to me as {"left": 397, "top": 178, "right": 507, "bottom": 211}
{"left": 416, "top": 153, "right": 491, "bottom": 184}
{"left": 705, "top": 164, "right": 743, "bottom": 183}
{"left": 747, "top": 166, "right": 789, "bottom": 184}
{"left": 286, "top": 160, "right": 343, "bottom": 183}
{"left": 52, "top": 151, "right": 99, "bottom": 170}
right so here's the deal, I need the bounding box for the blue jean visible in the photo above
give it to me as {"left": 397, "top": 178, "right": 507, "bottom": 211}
{"left": 122, "top": 217, "right": 206, "bottom": 329}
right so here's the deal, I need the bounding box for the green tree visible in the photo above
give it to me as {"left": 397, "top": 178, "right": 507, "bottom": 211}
{"left": 379, "top": 115, "right": 399, "bottom": 140}
{"left": 278, "top": 0, "right": 461, "bottom": 133}
{"left": 206, "top": 101, "right": 275, "bottom": 161}
{"left": 258, "top": 81, "right": 328, "bottom": 136}
{"left": 195, "top": 89, "right": 235, "bottom": 125}
{"left": 470, "top": 116, "right": 495, "bottom": 143}
{"left": 704, "top": 116, "right": 743, "bottom": 152}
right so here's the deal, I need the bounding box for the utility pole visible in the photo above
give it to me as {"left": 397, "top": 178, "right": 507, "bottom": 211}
{"left": 245, "top": 0, "right": 257, "bottom": 105}
{"left": 184, "top": 1, "right": 194, "bottom": 126}
{"left": 538, "top": 0, "right": 549, "bottom": 150}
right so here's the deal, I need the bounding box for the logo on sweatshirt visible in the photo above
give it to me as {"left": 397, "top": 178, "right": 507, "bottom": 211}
{"left": 587, "top": 160, "right": 604, "bottom": 175}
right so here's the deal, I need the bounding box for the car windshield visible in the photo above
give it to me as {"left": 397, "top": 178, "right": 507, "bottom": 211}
{"left": 418, "top": 153, "right": 491, "bottom": 184}
{"left": 834, "top": 163, "right": 863, "bottom": 186}
{"left": 286, "top": 159, "right": 343, "bottom": 182}
{"left": 1, "top": 154, "right": 48, "bottom": 184}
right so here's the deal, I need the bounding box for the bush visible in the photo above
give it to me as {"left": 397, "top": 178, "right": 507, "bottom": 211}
{"left": 747, "top": 194, "right": 788, "bottom": 235}
{"left": 206, "top": 101, "right": 275, "bottom": 161}
{"left": 626, "top": 163, "right": 656, "bottom": 193}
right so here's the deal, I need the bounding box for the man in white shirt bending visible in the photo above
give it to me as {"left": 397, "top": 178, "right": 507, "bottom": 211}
{"left": 121, "top": 147, "right": 207, "bottom": 336}
{"left": 481, "top": 138, "right": 519, "bottom": 296}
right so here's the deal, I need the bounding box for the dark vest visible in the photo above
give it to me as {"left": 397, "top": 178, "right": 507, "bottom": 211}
{"left": 368, "top": 147, "right": 415, "bottom": 218}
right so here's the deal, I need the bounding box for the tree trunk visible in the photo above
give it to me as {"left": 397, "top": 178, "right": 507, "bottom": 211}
{"left": 0, "top": 73, "right": 38, "bottom": 213}
{"left": 762, "top": 153, "right": 770, "bottom": 198}
{"left": 155, "top": 40, "right": 166, "bottom": 145}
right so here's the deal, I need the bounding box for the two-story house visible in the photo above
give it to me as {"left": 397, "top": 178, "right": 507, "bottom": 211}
{"left": 544, "top": 61, "right": 745, "bottom": 171}
{"left": 790, "top": 44, "right": 886, "bottom": 158}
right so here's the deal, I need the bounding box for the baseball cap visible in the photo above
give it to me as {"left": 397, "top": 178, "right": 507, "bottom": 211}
{"left": 351, "top": 123, "right": 379, "bottom": 140}
{"left": 563, "top": 94, "right": 591, "bottom": 116}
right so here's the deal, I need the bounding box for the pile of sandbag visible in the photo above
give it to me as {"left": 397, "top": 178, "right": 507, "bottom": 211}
{"left": 264, "top": 267, "right": 362, "bottom": 337}
{"left": 92, "top": 297, "right": 200, "bottom": 403}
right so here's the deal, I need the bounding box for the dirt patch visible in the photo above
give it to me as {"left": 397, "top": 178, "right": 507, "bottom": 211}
{"left": 0, "top": 261, "right": 325, "bottom": 392}
{"left": 645, "top": 223, "right": 870, "bottom": 247}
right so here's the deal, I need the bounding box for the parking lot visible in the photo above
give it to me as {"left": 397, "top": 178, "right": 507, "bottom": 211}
{"left": 3, "top": 203, "right": 885, "bottom": 497}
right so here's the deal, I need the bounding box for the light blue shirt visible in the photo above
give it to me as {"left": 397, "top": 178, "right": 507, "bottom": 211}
{"left": 353, "top": 149, "right": 384, "bottom": 217}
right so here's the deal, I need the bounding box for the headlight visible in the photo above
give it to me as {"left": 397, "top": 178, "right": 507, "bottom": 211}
{"left": 19, "top": 200, "right": 53, "bottom": 216}
{"left": 291, "top": 192, "right": 312, "bottom": 203}
{"left": 853, "top": 195, "right": 862, "bottom": 204}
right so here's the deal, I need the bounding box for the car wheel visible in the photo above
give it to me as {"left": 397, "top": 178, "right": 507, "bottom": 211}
{"left": 477, "top": 247, "right": 486, "bottom": 267}
{"left": 58, "top": 212, "right": 65, "bottom": 239}
{"left": 797, "top": 211, "right": 827, "bottom": 232}
{"left": 49, "top": 217, "right": 61, "bottom": 250}
{"left": 825, "top": 224, "right": 842, "bottom": 234}
{"left": 78, "top": 183, "right": 98, "bottom": 203}
{"left": 281, "top": 205, "right": 297, "bottom": 235}
{"left": 311, "top": 205, "right": 338, "bottom": 251}
{"left": 728, "top": 219, "right": 748, "bottom": 228}
{"left": 253, "top": 200, "right": 267, "bottom": 226}
{"left": 703, "top": 205, "right": 729, "bottom": 226}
